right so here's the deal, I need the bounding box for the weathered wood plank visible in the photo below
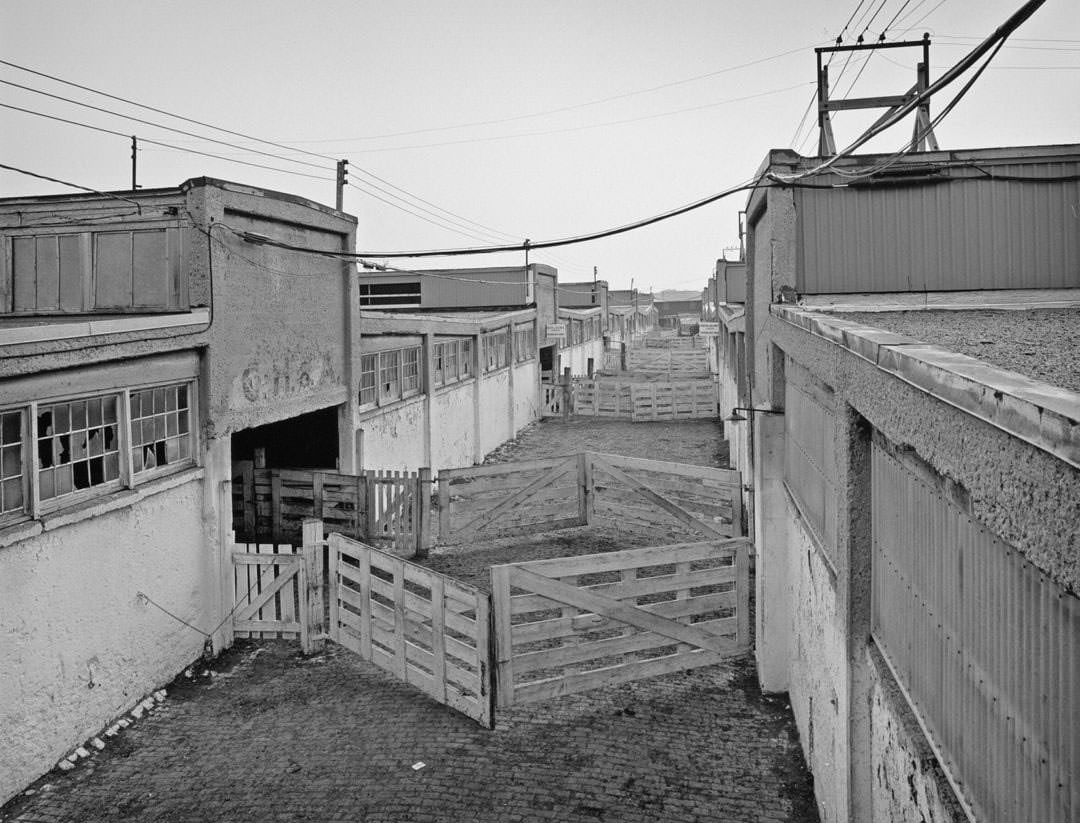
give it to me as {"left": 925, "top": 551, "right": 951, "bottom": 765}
{"left": 494, "top": 539, "right": 744, "bottom": 577}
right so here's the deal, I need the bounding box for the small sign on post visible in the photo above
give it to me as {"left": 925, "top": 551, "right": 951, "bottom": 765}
{"left": 698, "top": 322, "right": 720, "bottom": 335}
{"left": 546, "top": 323, "right": 567, "bottom": 344}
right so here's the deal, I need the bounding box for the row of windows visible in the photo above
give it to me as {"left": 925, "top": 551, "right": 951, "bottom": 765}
{"left": 565, "top": 315, "right": 603, "bottom": 346}
{"left": 359, "top": 347, "right": 422, "bottom": 407}
{"left": 358, "top": 327, "right": 538, "bottom": 408}
{"left": 1, "top": 381, "right": 196, "bottom": 523}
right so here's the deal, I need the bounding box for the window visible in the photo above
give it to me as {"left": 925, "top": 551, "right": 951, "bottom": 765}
{"left": 358, "top": 280, "right": 421, "bottom": 307}
{"left": 402, "top": 348, "right": 420, "bottom": 394}
{"left": 443, "top": 342, "right": 458, "bottom": 383}
{"left": 514, "top": 324, "right": 536, "bottom": 362}
{"left": 483, "top": 331, "right": 509, "bottom": 372}
{"left": 461, "top": 339, "right": 473, "bottom": 377}
{"left": 1, "top": 379, "right": 198, "bottom": 523}
{"left": 359, "top": 354, "right": 378, "bottom": 406}
{"left": 380, "top": 349, "right": 401, "bottom": 402}
{"left": 433, "top": 339, "right": 472, "bottom": 388}
{"left": 1, "top": 410, "right": 25, "bottom": 517}
{"left": 129, "top": 383, "right": 192, "bottom": 475}
{"left": 37, "top": 395, "right": 121, "bottom": 502}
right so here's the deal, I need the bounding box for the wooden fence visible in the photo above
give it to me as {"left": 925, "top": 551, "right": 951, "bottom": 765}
{"left": 328, "top": 533, "right": 493, "bottom": 726}
{"left": 437, "top": 451, "right": 742, "bottom": 545}
{"left": 229, "top": 519, "right": 324, "bottom": 653}
{"left": 232, "top": 462, "right": 432, "bottom": 555}
{"left": 491, "top": 538, "right": 750, "bottom": 706}
{"left": 626, "top": 348, "right": 711, "bottom": 376}
{"left": 541, "top": 376, "right": 716, "bottom": 421}
{"left": 438, "top": 455, "right": 587, "bottom": 544}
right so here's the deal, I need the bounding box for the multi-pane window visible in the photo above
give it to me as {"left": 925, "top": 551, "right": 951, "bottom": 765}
{"left": 483, "top": 331, "right": 509, "bottom": 372}
{"left": 129, "top": 383, "right": 191, "bottom": 475}
{"left": 514, "top": 324, "right": 536, "bottom": 362}
{"left": 1, "top": 410, "right": 24, "bottom": 516}
{"left": 359, "top": 354, "right": 378, "bottom": 406}
{"left": 432, "top": 339, "right": 472, "bottom": 388}
{"left": 380, "top": 349, "right": 401, "bottom": 402}
{"left": 37, "top": 395, "right": 121, "bottom": 502}
{"left": 360, "top": 346, "right": 423, "bottom": 407}
{"left": 402, "top": 348, "right": 420, "bottom": 394}
{"left": 0, "top": 381, "right": 198, "bottom": 522}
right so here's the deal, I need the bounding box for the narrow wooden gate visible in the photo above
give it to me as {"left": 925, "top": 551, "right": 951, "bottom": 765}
{"left": 366, "top": 469, "right": 431, "bottom": 555}
{"left": 491, "top": 538, "right": 750, "bottom": 706}
{"left": 327, "top": 533, "right": 493, "bottom": 727}
{"left": 437, "top": 455, "right": 586, "bottom": 544}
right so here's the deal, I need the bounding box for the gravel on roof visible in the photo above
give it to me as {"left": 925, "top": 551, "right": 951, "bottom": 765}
{"left": 835, "top": 308, "right": 1080, "bottom": 394}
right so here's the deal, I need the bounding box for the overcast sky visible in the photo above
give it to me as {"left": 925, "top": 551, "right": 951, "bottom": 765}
{"left": 2, "top": 0, "right": 1077, "bottom": 292}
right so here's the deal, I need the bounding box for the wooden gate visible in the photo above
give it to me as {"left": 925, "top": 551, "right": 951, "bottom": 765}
{"left": 366, "top": 469, "right": 431, "bottom": 555}
{"left": 589, "top": 452, "right": 743, "bottom": 539}
{"left": 327, "top": 533, "right": 494, "bottom": 727}
{"left": 228, "top": 518, "right": 323, "bottom": 653}
{"left": 491, "top": 538, "right": 750, "bottom": 706}
{"left": 437, "top": 455, "right": 586, "bottom": 544}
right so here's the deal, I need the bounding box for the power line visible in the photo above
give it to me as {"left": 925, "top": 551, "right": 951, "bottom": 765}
{"left": 0, "top": 162, "right": 142, "bottom": 211}
{"left": 258, "top": 44, "right": 820, "bottom": 145}
{"left": 0, "top": 102, "right": 335, "bottom": 181}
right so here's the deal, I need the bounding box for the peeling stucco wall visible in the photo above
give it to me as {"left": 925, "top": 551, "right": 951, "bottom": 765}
{"left": 479, "top": 370, "right": 511, "bottom": 455}
{"left": 512, "top": 361, "right": 540, "bottom": 436}
{"left": 357, "top": 396, "right": 427, "bottom": 471}
{"left": 786, "top": 501, "right": 848, "bottom": 823}
{"left": 869, "top": 648, "right": 966, "bottom": 823}
{"left": 0, "top": 479, "right": 210, "bottom": 805}
{"left": 560, "top": 339, "right": 604, "bottom": 377}
{"left": 431, "top": 384, "right": 477, "bottom": 471}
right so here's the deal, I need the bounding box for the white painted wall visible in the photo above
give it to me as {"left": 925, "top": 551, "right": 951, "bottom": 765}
{"left": 512, "top": 361, "right": 539, "bottom": 436}
{"left": 356, "top": 396, "right": 427, "bottom": 471}
{"left": 431, "top": 382, "right": 477, "bottom": 471}
{"left": 478, "top": 369, "right": 511, "bottom": 455}
{"left": 560, "top": 340, "right": 604, "bottom": 376}
{"left": 0, "top": 477, "right": 211, "bottom": 804}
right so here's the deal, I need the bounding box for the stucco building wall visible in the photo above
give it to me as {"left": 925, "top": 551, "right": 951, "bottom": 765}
{"left": 357, "top": 396, "right": 427, "bottom": 471}
{"left": 478, "top": 370, "right": 512, "bottom": 455}
{"left": 0, "top": 478, "right": 209, "bottom": 803}
{"left": 512, "top": 361, "right": 540, "bottom": 435}
{"left": 559, "top": 339, "right": 604, "bottom": 377}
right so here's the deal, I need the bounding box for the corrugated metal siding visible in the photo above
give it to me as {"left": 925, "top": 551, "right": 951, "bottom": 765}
{"left": 796, "top": 163, "right": 1080, "bottom": 293}
{"left": 871, "top": 440, "right": 1079, "bottom": 823}
{"left": 784, "top": 359, "right": 837, "bottom": 562}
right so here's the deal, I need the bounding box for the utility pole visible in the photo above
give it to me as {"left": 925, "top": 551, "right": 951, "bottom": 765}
{"left": 335, "top": 159, "right": 348, "bottom": 211}
{"left": 815, "top": 34, "right": 938, "bottom": 156}
{"left": 130, "top": 136, "right": 138, "bottom": 192}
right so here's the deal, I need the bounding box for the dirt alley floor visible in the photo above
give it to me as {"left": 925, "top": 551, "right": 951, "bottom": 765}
{"left": 2, "top": 417, "right": 819, "bottom": 823}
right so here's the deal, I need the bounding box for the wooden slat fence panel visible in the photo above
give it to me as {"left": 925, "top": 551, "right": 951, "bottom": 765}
{"left": 328, "top": 533, "right": 493, "bottom": 727}
{"left": 437, "top": 455, "right": 586, "bottom": 544}
{"left": 589, "top": 452, "right": 743, "bottom": 539}
{"left": 231, "top": 540, "right": 303, "bottom": 640}
{"left": 491, "top": 538, "right": 750, "bottom": 706}
{"left": 871, "top": 440, "right": 1079, "bottom": 823}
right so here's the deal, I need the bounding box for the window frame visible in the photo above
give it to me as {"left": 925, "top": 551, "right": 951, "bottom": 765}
{"left": 0, "top": 377, "right": 200, "bottom": 526}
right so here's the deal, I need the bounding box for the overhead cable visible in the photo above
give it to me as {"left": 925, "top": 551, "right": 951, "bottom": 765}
{"left": 0, "top": 162, "right": 142, "bottom": 211}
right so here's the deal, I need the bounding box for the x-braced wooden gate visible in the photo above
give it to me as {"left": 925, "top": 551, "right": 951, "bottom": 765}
{"left": 491, "top": 538, "right": 751, "bottom": 707}
{"left": 327, "top": 532, "right": 494, "bottom": 726}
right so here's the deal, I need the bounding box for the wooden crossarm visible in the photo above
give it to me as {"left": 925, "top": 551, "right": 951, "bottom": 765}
{"left": 509, "top": 566, "right": 735, "bottom": 655}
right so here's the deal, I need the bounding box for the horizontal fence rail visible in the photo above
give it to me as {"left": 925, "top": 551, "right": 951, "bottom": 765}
{"left": 491, "top": 538, "right": 751, "bottom": 706}
{"left": 541, "top": 377, "right": 716, "bottom": 421}
{"left": 871, "top": 442, "right": 1079, "bottom": 823}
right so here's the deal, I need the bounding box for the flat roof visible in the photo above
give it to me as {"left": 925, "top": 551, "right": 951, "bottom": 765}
{"left": 835, "top": 308, "right": 1080, "bottom": 393}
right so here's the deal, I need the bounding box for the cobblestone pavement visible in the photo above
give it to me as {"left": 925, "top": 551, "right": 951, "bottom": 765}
{"left": 2, "top": 418, "right": 819, "bottom": 823}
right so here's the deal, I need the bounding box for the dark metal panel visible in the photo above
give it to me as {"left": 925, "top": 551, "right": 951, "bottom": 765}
{"left": 797, "top": 163, "right": 1080, "bottom": 293}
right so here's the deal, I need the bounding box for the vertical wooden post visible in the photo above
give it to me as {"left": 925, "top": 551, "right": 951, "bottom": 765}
{"left": 392, "top": 557, "right": 407, "bottom": 678}
{"left": 736, "top": 539, "right": 750, "bottom": 649}
{"left": 480, "top": 592, "right": 496, "bottom": 729}
{"left": 491, "top": 564, "right": 515, "bottom": 709}
{"left": 437, "top": 473, "right": 450, "bottom": 544}
{"left": 417, "top": 467, "right": 433, "bottom": 558}
{"left": 365, "top": 470, "right": 377, "bottom": 539}
{"left": 730, "top": 483, "right": 744, "bottom": 537}
{"left": 579, "top": 452, "right": 594, "bottom": 526}
{"left": 312, "top": 472, "right": 325, "bottom": 524}
{"left": 302, "top": 518, "right": 324, "bottom": 654}
{"left": 242, "top": 461, "right": 256, "bottom": 538}
{"left": 326, "top": 533, "right": 340, "bottom": 644}
{"left": 271, "top": 471, "right": 283, "bottom": 540}
{"left": 430, "top": 576, "right": 447, "bottom": 703}
{"left": 562, "top": 366, "right": 571, "bottom": 420}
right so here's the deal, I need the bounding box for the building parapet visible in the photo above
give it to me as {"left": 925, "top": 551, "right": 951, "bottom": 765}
{"left": 772, "top": 304, "right": 1080, "bottom": 469}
